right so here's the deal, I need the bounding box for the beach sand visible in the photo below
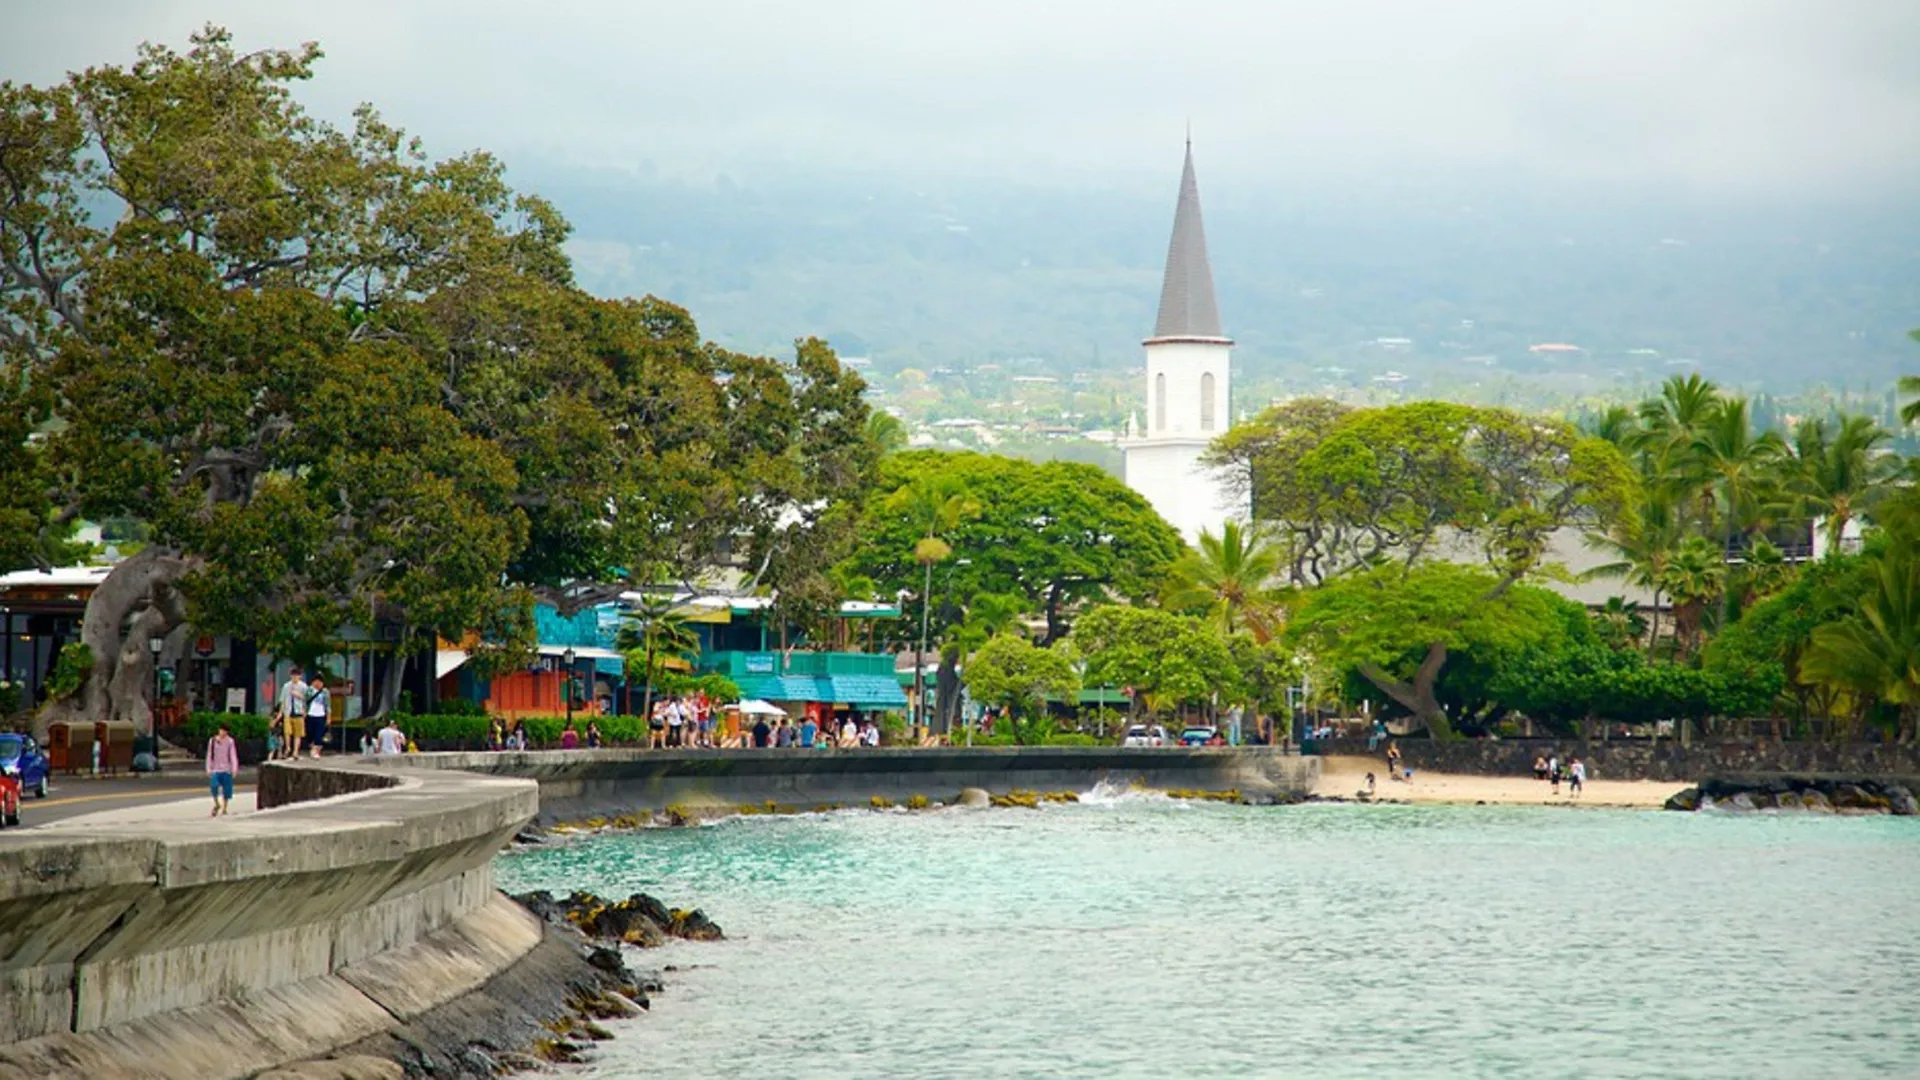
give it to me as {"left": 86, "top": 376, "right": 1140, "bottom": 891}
{"left": 1312, "top": 754, "right": 1688, "bottom": 809}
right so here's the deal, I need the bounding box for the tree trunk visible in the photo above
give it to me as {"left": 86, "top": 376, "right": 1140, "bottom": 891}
{"left": 935, "top": 646, "right": 961, "bottom": 734}
{"left": 370, "top": 643, "right": 408, "bottom": 720}
{"left": 1646, "top": 589, "right": 1663, "bottom": 662}
{"left": 35, "top": 549, "right": 195, "bottom": 739}
{"left": 1358, "top": 641, "right": 1454, "bottom": 740}
{"left": 1041, "top": 583, "right": 1066, "bottom": 645}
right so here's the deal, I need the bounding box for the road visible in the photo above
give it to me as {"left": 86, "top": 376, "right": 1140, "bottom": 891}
{"left": 13, "top": 773, "right": 256, "bottom": 827}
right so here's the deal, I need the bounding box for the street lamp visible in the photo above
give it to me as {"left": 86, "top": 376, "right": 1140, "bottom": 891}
{"left": 562, "top": 647, "right": 577, "bottom": 729}
{"left": 148, "top": 636, "right": 164, "bottom": 722}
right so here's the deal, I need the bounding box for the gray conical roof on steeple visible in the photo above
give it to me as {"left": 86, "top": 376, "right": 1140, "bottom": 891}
{"left": 1150, "top": 140, "right": 1227, "bottom": 340}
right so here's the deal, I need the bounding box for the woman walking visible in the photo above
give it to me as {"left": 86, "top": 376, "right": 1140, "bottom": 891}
{"left": 206, "top": 722, "right": 238, "bottom": 816}
{"left": 305, "top": 675, "right": 331, "bottom": 758}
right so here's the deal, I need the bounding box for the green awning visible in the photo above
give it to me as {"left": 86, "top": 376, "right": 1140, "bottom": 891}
{"left": 734, "top": 674, "right": 906, "bottom": 708}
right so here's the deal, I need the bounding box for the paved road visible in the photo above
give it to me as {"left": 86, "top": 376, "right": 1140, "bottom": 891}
{"left": 13, "top": 774, "right": 256, "bottom": 827}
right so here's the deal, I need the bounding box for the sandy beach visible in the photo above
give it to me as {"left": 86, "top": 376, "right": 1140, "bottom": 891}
{"left": 1311, "top": 754, "right": 1688, "bottom": 809}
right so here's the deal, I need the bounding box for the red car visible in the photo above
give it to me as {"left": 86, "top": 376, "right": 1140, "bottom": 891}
{"left": 0, "top": 769, "right": 18, "bottom": 828}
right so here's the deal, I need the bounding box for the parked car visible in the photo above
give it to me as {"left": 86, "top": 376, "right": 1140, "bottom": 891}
{"left": 1122, "top": 724, "right": 1168, "bottom": 747}
{"left": 1179, "top": 725, "right": 1218, "bottom": 747}
{"left": 0, "top": 732, "right": 49, "bottom": 800}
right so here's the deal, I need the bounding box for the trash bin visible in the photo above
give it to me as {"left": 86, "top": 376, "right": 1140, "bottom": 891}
{"left": 94, "top": 721, "right": 136, "bottom": 775}
{"left": 48, "top": 722, "right": 95, "bottom": 775}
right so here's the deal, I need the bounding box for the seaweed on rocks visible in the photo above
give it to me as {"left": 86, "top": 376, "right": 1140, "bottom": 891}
{"left": 513, "top": 888, "right": 726, "bottom": 949}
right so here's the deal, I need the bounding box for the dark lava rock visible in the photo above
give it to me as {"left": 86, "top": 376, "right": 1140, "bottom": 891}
{"left": 512, "top": 889, "right": 568, "bottom": 926}
{"left": 1832, "top": 783, "right": 1870, "bottom": 810}
{"left": 586, "top": 945, "right": 628, "bottom": 974}
{"left": 1725, "top": 792, "right": 1757, "bottom": 812}
{"left": 1886, "top": 785, "right": 1919, "bottom": 816}
{"left": 669, "top": 908, "right": 724, "bottom": 942}
{"left": 515, "top": 889, "right": 724, "bottom": 949}
{"left": 1664, "top": 787, "right": 1701, "bottom": 812}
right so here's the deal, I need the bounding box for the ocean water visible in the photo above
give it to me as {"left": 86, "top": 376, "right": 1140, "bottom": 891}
{"left": 496, "top": 790, "right": 1920, "bottom": 1079}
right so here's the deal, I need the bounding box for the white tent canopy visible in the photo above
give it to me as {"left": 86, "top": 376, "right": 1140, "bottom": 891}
{"left": 737, "top": 698, "right": 787, "bottom": 717}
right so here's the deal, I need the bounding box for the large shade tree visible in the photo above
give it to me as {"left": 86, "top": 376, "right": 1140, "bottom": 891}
{"left": 1, "top": 29, "right": 877, "bottom": 731}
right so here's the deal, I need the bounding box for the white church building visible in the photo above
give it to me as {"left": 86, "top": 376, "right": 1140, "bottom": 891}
{"left": 1122, "top": 142, "right": 1244, "bottom": 543}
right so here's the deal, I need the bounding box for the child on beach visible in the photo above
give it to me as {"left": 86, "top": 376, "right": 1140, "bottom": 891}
{"left": 1569, "top": 757, "right": 1585, "bottom": 798}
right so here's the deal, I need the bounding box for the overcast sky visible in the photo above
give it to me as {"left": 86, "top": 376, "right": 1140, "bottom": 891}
{"left": 7, "top": 0, "right": 1920, "bottom": 202}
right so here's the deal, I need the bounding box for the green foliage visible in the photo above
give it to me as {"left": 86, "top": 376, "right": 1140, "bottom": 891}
{"left": 45, "top": 644, "right": 92, "bottom": 702}
{"left": 1222, "top": 400, "right": 1634, "bottom": 586}
{"left": 1072, "top": 606, "right": 1234, "bottom": 711}
{"left": 1161, "top": 520, "right": 1286, "bottom": 642}
{"left": 843, "top": 450, "right": 1181, "bottom": 644}
{"left": 186, "top": 712, "right": 271, "bottom": 740}
{"left": 963, "top": 634, "right": 1080, "bottom": 722}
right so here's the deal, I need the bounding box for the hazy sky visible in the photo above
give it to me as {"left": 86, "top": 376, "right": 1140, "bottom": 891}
{"left": 7, "top": 0, "right": 1920, "bottom": 201}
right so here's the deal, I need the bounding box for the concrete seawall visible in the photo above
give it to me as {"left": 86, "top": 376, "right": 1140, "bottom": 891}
{"left": 0, "top": 761, "right": 542, "bottom": 1079}
{"left": 351, "top": 746, "right": 1322, "bottom": 821}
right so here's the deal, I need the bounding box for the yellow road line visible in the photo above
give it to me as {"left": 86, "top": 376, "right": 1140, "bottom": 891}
{"left": 34, "top": 786, "right": 254, "bottom": 809}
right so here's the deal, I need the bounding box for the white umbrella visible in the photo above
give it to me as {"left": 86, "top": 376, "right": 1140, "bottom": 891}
{"left": 737, "top": 699, "right": 787, "bottom": 717}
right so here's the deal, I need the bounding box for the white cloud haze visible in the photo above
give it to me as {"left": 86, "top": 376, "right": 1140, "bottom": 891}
{"left": 6, "top": 0, "right": 1920, "bottom": 201}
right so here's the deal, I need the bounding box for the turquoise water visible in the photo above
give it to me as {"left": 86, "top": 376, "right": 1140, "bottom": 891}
{"left": 497, "top": 792, "right": 1920, "bottom": 1079}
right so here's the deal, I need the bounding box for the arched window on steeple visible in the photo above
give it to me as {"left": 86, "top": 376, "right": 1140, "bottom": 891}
{"left": 1200, "top": 372, "right": 1216, "bottom": 431}
{"left": 1155, "top": 373, "right": 1167, "bottom": 431}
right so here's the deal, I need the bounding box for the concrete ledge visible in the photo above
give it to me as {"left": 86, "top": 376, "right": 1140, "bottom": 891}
{"left": 370, "top": 745, "right": 1321, "bottom": 820}
{"left": 0, "top": 760, "right": 536, "bottom": 1044}
{"left": 0, "top": 895, "right": 548, "bottom": 1080}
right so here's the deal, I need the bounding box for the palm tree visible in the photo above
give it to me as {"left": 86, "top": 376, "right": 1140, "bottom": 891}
{"left": 1582, "top": 404, "right": 1640, "bottom": 449}
{"left": 1802, "top": 545, "right": 1920, "bottom": 743}
{"left": 1593, "top": 596, "right": 1647, "bottom": 650}
{"left": 1691, "top": 395, "right": 1785, "bottom": 547}
{"left": 1658, "top": 535, "right": 1726, "bottom": 660}
{"left": 865, "top": 411, "right": 908, "bottom": 455}
{"left": 1790, "top": 413, "right": 1894, "bottom": 554}
{"left": 887, "top": 474, "right": 981, "bottom": 729}
{"left": 1897, "top": 330, "right": 1920, "bottom": 424}
{"left": 616, "top": 594, "right": 701, "bottom": 719}
{"left": 1162, "top": 520, "right": 1286, "bottom": 642}
{"left": 1585, "top": 492, "right": 1685, "bottom": 658}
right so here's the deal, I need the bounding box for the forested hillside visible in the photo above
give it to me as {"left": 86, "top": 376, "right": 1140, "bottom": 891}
{"left": 528, "top": 164, "right": 1920, "bottom": 399}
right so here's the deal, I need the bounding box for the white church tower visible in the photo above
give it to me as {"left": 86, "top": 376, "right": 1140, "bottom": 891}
{"left": 1123, "top": 140, "right": 1240, "bottom": 543}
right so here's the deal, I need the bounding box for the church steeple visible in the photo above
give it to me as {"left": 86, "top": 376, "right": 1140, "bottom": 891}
{"left": 1149, "top": 140, "right": 1227, "bottom": 341}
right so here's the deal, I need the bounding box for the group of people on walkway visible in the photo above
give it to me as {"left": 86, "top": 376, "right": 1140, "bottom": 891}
{"left": 746, "top": 714, "right": 882, "bottom": 749}
{"left": 1532, "top": 753, "right": 1587, "bottom": 797}
{"left": 268, "top": 665, "right": 332, "bottom": 760}
{"left": 646, "top": 695, "right": 715, "bottom": 748}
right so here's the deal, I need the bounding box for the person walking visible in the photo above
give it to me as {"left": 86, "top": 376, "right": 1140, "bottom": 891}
{"left": 305, "top": 676, "right": 331, "bottom": 758}
{"left": 1385, "top": 740, "right": 1403, "bottom": 781}
{"left": 277, "top": 666, "right": 307, "bottom": 760}
{"left": 1568, "top": 757, "right": 1586, "bottom": 798}
{"left": 666, "top": 698, "right": 686, "bottom": 748}
{"left": 205, "top": 722, "right": 238, "bottom": 816}
{"left": 376, "top": 716, "right": 405, "bottom": 756}
{"left": 1550, "top": 757, "right": 1563, "bottom": 795}
{"left": 752, "top": 715, "right": 772, "bottom": 748}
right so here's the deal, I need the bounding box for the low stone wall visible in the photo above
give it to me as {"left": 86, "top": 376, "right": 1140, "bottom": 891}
{"left": 362, "top": 746, "right": 1322, "bottom": 821}
{"left": 0, "top": 759, "right": 541, "bottom": 1079}
{"left": 1314, "top": 737, "right": 1920, "bottom": 783}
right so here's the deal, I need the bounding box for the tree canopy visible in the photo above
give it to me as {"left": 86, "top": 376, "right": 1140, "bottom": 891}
{"left": 0, "top": 29, "right": 875, "bottom": 730}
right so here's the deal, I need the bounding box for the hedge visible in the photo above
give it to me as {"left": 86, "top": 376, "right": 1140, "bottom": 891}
{"left": 187, "top": 711, "right": 271, "bottom": 740}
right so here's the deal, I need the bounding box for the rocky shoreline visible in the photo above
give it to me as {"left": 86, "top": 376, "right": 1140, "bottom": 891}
{"left": 264, "top": 889, "right": 725, "bottom": 1080}
{"left": 1665, "top": 775, "right": 1920, "bottom": 814}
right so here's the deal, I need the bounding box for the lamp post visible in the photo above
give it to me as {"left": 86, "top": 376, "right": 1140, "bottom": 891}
{"left": 562, "top": 647, "right": 576, "bottom": 729}
{"left": 938, "top": 558, "right": 971, "bottom": 737}
{"left": 148, "top": 635, "right": 164, "bottom": 731}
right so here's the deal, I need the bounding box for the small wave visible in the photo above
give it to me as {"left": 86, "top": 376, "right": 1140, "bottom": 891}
{"left": 1076, "top": 778, "right": 1171, "bottom": 806}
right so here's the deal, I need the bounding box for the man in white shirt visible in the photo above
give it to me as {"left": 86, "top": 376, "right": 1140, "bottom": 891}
{"left": 666, "top": 698, "right": 686, "bottom": 747}
{"left": 278, "top": 667, "right": 307, "bottom": 760}
{"left": 376, "top": 718, "right": 405, "bottom": 756}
